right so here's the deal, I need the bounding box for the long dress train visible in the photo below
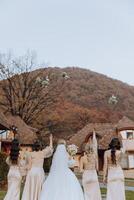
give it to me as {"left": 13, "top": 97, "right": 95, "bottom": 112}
{"left": 40, "top": 144, "right": 84, "bottom": 200}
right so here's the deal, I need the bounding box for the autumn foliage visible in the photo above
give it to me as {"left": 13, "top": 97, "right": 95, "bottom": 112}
{"left": 1, "top": 66, "right": 134, "bottom": 140}
{"left": 31, "top": 67, "right": 134, "bottom": 140}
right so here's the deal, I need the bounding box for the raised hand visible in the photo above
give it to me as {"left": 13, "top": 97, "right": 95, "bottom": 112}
{"left": 49, "top": 134, "right": 53, "bottom": 148}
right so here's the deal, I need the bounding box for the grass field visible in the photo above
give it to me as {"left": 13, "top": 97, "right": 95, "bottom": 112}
{"left": 101, "top": 188, "right": 134, "bottom": 200}
{"left": 0, "top": 190, "right": 134, "bottom": 200}
{"left": 1, "top": 177, "right": 134, "bottom": 199}
{"left": 126, "top": 191, "right": 134, "bottom": 200}
{"left": 0, "top": 191, "right": 6, "bottom": 200}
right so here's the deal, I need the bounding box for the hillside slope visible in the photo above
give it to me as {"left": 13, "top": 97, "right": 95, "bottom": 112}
{"left": 1, "top": 67, "right": 134, "bottom": 139}
{"left": 33, "top": 67, "right": 134, "bottom": 139}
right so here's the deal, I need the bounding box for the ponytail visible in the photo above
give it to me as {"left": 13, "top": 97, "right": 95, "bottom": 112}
{"left": 111, "top": 148, "right": 116, "bottom": 164}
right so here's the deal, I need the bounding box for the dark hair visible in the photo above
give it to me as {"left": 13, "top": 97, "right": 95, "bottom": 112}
{"left": 10, "top": 139, "right": 20, "bottom": 165}
{"left": 109, "top": 138, "right": 121, "bottom": 165}
{"left": 32, "top": 141, "right": 41, "bottom": 151}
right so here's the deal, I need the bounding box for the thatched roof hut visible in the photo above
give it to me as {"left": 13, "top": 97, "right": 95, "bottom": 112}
{"left": 69, "top": 116, "right": 134, "bottom": 152}
{"left": 69, "top": 123, "right": 116, "bottom": 151}
{"left": 6, "top": 115, "right": 37, "bottom": 144}
{"left": 116, "top": 116, "right": 134, "bottom": 131}
{"left": 0, "top": 112, "right": 10, "bottom": 130}
{"left": 0, "top": 112, "right": 37, "bottom": 144}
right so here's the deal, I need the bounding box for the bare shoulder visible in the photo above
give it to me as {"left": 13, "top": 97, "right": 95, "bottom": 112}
{"left": 80, "top": 155, "right": 85, "bottom": 162}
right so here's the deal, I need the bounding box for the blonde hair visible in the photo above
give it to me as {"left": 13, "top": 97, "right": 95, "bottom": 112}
{"left": 58, "top": 139, "right": 66, "bottom": 145}
{"left": 85, "top": 143, "right": 94, "bottom": 154}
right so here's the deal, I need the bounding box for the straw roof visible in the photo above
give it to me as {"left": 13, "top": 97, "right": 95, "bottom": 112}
{"left": 0, "top": 112, "right": 37, "bottom": 144}
{"left": 69, "top": 116, "right": 134, "bottom": 151}
{"left": 69, "top": 123, "right": 116, "bottom": 150}
{"left": 6, "top": 115, "right": 37, "bottom": 144}
{"left": 116, "top": 116, "right": 134, "bottom": 130}
{"left": 0, "top": 112, "right": 10, "bottom": 130}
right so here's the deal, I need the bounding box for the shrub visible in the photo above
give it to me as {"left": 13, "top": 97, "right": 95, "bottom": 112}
{"left": 0, "top": 152, "right": 9, "bottom": 183}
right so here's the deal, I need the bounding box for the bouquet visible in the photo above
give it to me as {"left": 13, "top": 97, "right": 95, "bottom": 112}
{"left": 67, "top": 144, "right": 78, "bottom": 156}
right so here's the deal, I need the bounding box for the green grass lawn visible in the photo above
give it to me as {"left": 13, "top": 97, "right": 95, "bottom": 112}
{"left": 126, "top": 191, "right": 134, "bottom": 200}
{"left": 0, "top": 190, "right": 134, "bottom": 200}
{"left": 0, "top": 191, "right": 6, "bottom": 200}
{"left": 101, "top": 188, "right": 134, "bottom": 200}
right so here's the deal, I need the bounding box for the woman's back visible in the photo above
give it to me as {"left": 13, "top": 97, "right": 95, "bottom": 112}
{"left": 30, "top": 146, "right": 53, "bottom": 168}
{"left": 4, "top": 139, "right": 22, "bottom": 200}
{"left": 81, "top": 153, "right": 97, "bottom": 170}
{"left": 30, "top": 151, "right": 45, "bottom": 168}
{"left": 6, "top": 156, "right": 21, "bottom": 169}
{"left": 103, "top": 138, "right": 126, "bottom": 200}
{"left": 105, "top": 150, "right": 121, "bottom": 168}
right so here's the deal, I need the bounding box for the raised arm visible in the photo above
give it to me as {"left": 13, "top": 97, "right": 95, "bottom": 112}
{"left": 43, "top": 134, "right": 53, "bottom": 158}
{"left": 49, "top": 134, "right": 53, "bottom": 149}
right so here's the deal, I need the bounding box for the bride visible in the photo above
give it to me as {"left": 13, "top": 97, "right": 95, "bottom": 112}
{"left": 39, "top": 139, "right": 84, "bottom": 200}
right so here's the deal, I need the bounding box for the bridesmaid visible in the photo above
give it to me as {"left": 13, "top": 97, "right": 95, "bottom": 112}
{"left": 80, "top": 144, "right": 101, "bottom": 200}
{"left": 103, "top": 138, "right": 126, "bottom": 200}
{"left": 21, "top": 134, "right": 53, "bottom": 200}
{"left": 4, "top": 139, "right": 22, "bottom": 200}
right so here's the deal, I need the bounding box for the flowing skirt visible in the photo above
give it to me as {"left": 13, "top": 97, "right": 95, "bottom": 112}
{"left": 21, "top": 166, "right": 45, "bottom": 200}
{"left": 4, "top": 166, "right": 22, "bottom": 200}
{"left": 82, "top": 170, "right": 102, "bottom": 200}
{"left": 40, "top": 168, "right": 84, "bottom": 200}
{"left": 106, "top": 166, "right": 126, "bottom": 200}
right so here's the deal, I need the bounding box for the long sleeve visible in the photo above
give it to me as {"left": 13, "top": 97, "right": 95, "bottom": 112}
{"left": 103, "top": 151, "right": 108, "bottom": 181}
{"left": 43, "top": 146, "right": 53, "bottom": 158}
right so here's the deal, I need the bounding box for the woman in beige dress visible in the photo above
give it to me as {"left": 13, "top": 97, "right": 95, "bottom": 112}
{"left": 21, "top": 134, "right": 53, "bottom": 200}
{"left": 103, "top": 138, "right": 126, "bottom": 200}
{"left": 4, "top": 139, "right": 22, "bottom": 200}
{"left": 80, "top": 144, "right": 101, "bottom": 200}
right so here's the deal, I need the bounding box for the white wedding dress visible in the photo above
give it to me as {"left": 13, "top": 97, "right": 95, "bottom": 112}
{"left": 40, "top": 144, "right": 84, "bottom": 200}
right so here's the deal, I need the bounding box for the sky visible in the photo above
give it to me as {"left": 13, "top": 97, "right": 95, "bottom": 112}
{"left": 0, "top": 0, "right": 134, "bottom": 85}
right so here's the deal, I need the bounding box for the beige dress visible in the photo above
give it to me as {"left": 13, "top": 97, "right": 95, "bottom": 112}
{"left": 4, "top": 157, "right": 22, "bottom": 200}
{"left": 103, "top": 150, "right": 126, "bottom": 200}
{"left": 21, "top": 146, "right": 53, "bottom": 200}
{"left": 80, "top": 153, "right": 101, "bottom": 200}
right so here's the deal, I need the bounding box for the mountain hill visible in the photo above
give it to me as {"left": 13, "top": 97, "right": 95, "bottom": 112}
{"left": 1, "top": 67, "right": 134, "bottom": 140}
{"left": 32, "top": 67, "right": 134, "bottom": 139}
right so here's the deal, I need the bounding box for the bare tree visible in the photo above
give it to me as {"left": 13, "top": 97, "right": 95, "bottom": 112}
{"left": 0, "top": 52, "right": 69, "bottom": 125}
